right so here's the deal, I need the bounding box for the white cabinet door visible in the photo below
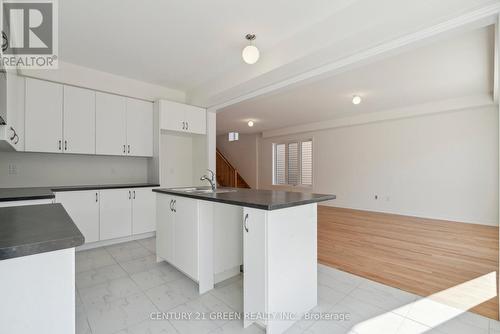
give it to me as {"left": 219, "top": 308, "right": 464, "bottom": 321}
{"left": 132, "top": 187, "right": 156, "bottom": 234}
{"left": 185, "top": 106, "right": 206, "bottom": 135}
{"left": 99, "top": 189, "right": 132, "bottom": 240}
{"left": 56, "top": 190, "right": 100, "bottom": 243}
{"left": 1, "top": 73, "right": 25, "bottom": 151}
{"left": 156, "top": 194, "right": 175, "bottom": 263}
{"left": 159, "top": 100, "right": 185, "bottom": 132}
{"left": 63, "top": 86, "right": 96, "bottom": 154}
{"left": 173, "top": 196, "right": 198, "bottom": 280}
{"left": 243, "top": 208, "right": 267, "bottom": 328}
{"left": 96, "top": 92, "right": 127, "bottom": 156}
{"left": 126, "top": 98, "right": 153, "bottom": 157}
{"left": 25, "top": 78, "right": 63, "bottom": 153}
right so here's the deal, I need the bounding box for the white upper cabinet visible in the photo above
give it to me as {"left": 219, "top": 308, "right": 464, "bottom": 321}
{"left": 25, "top": 78, "right": 63, "bottom": 153}
{"left": 126, "top": 98, "right": 153, "bottom": 157}
{"left": 95, "top": 92, "right": 127, "bottom": 156}
{"left": 159, "top": 100, "right": 206, "bottom": 135}
{"left": 0, "top": 73, "right": 25, "bottom": 151}
{"left": 184, "top": 106, "right": 206, "bottom": 135}
{"left": 63, "top": 86, "right": 96, "bottom": 154}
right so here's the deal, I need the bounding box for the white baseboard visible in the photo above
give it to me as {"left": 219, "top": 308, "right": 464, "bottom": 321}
{"left": 77, "top": 232, "right": 156, "bottom": 251}
{"left": 214, "top": 265, "right": 241, "bottom": 284}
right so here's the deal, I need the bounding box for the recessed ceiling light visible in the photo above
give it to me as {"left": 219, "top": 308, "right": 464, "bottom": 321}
{"left": 247, "top": 120, "right": 254, "bottom": 127}
{"left": 242, "top": 34, "right": 260, "bottom": 65}
{"left": 352, "top": 95, "right": 362, "bottom": 105}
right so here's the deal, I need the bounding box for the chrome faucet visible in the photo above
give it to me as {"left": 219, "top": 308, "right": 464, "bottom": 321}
{"left": 200, "top": 169, "right": 217, "bottom": 191}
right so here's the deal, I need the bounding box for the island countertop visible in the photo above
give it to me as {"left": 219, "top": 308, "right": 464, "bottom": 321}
{"left": 153, "top": 187, "right": 336, "bottom": 210}
{"left": 0, "top": 204, "right": 85, "bottom": 260}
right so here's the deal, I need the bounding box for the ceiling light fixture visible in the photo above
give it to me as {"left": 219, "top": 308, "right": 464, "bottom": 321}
{"left": 242, "top": 34, "right": 260, "bottom": 65}
{"left": 352, "top": 95, "right": 362, "bottom": 105}
{"left": 247, "top": 120, "right": 254, "bottom": 127}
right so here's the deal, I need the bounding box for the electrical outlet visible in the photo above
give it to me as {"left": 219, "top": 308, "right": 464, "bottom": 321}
{"left": 8, "top": 164, "right": 17, "bottom": 175}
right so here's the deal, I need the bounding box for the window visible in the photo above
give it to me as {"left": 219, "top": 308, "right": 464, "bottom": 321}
{"left": 273, "top": 139, "right": 313, "bottom": 186}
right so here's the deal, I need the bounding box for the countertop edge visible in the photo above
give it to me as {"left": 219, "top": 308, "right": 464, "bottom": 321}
{"left": 153, "top": 189, "right": 336, "bottom": 211}
{"left": 0, "top": 183, "right": 160, "bottom": 202}
{"left": 0, "top": 235, "right": 85, "bottom": 261}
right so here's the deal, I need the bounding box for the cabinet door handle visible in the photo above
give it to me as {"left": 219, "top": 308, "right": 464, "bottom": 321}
{"left": 58, "top": 140, "right": 62, "bottom": 151}
{"left": 95, "top": 192, "right": 98, "bottom": 202}
{"left": 8, "top": 127, "right": 16, "bottom": 141}
{"left": 128, "top": 145, "right": 130, "bottom": 154}
{"left": 182, "top": 121, "right": 185, "bottom": 130}
{"left": 133, "top": 190, "right": 136, "bottom": 199}
{"left": 129, "top": 190, "right": 131, "bottom": 199}
{"left": 123, "top": 145, "right": 126, "bottom": 154}
{"left": 169, "top": 199, "right": 173, "bottom": 211}
{"left": 244, "top": 213, "right": 249, "bottom": 232}
{"left": 64, "top": 140, "right": 67, "bottom": 151}
{"left": 186, "top": 122, "right": 189, "bottom": 130}
{"left": 173, "top": 199, "right": 176, "bottom": 212}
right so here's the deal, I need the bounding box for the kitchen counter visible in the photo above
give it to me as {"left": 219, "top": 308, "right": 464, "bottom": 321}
{"left": 0, "top": 183, "right": 160, "bottom": 202}
{"left": 153, "top": 187, "right": 336, "bottom": 210}
{"left": 0, "top": 203, "right": 84, "bottom": 260}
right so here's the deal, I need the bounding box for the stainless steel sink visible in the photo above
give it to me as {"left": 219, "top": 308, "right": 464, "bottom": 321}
{"left": 170, "top": 187, "right": 237, "bottom": 194}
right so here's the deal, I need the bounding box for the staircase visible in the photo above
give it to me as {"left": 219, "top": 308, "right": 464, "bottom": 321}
{"left": 216, "top": 148, "right": 250, "bottom": 188}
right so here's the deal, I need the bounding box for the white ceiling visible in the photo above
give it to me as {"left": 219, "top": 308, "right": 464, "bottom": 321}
{"left": 59, "top": 0, "right": 354, "bottom": 91}
{"left": 216, "top": 26, "right": 494, "bottom": 135}
{"left": 58, "top": 0, "right": 498, "bottom": 106}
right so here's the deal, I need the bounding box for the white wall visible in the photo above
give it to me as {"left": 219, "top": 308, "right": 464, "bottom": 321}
{"left": 0, "top": 152, "right": 148, "bottom": 187}
{"left": 216, "top": 133, "right": 259, "bottom": 188}
{"left": 257, "top": 106, "right": 499, "bottom": 226}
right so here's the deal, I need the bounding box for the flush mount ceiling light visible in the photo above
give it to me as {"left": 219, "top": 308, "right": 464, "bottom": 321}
{"left": 242, "top": 34, "right": 260, "bottom": 65}
{"left": 247, "top": 120, "right": 254, "bottom": 127}
{"left": 352, "top": 95, "right": 362, "bottom": 105}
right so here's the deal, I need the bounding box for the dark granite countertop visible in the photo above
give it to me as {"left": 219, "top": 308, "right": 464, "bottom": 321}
{"left": 153, "top": 187, "right": 336, "bottom": 210}
{"left": 0, "top": 204, "right": 84, "bottom": 260}
{"left": 0, "top": 183, "right": 160, "bottom": 202}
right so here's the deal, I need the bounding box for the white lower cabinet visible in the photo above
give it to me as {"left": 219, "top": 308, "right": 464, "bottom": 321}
{"left": 55, "top": 187, "right": 156, "bottom": 245}
{"left": 157, "top": 194, "right": 199, "bottom": 280}
{"left": 56, "top": 190, "right": 100, "bottom": 243}
{"left": 132, "top": 187, "right": 156, "bottom": 234}
{"left": 99, "top": 189, "right": 133, "bottom": 240}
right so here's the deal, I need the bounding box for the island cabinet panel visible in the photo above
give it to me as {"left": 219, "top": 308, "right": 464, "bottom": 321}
{"left": 56, "top": 190, "right": 100, "bottom": 243}
{"left": 99, "top": 189, "right": 132, "bottom": 240}
{"left": 242, "top": 207, "right": 268, "bottom": 329}
{"left": 174, "top": 196, "right": 199, "bottom": 279}
{"left": 156, "top": 195, "right": 199, "bottom": 280}
{"left": 156, "top": 194, "right": 175, "bottom": 263}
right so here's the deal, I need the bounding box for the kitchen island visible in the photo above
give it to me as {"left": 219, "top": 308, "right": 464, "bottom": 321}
{"left": 0, "top": 204, "right": 84, "bottom": 334}
{"left": 154, "top": 187, "right": 335, "bottom": 334}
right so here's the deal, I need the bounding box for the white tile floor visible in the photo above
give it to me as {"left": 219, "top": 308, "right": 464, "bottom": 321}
{"left": 76, "top": 237, "right": 500, "bottom": 334}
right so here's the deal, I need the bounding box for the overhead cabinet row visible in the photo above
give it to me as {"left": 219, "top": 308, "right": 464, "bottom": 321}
{"left": 25, "top": 78, "right": 153, "bottom": 156}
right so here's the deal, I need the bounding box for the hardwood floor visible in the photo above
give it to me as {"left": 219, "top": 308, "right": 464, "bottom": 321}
{"left": 318, "top": 206, "right": 499, "bottom": 320}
